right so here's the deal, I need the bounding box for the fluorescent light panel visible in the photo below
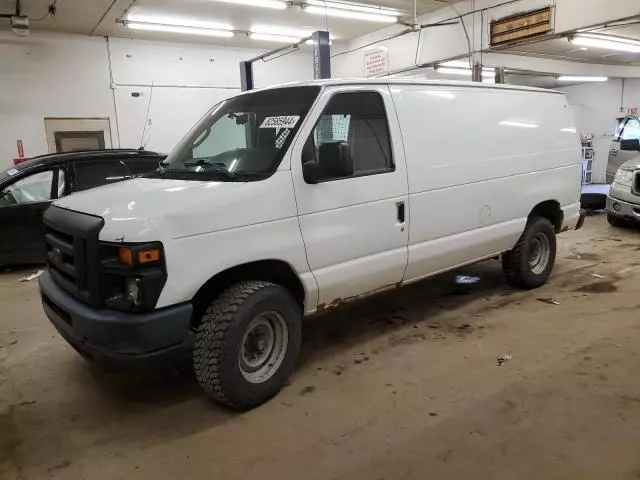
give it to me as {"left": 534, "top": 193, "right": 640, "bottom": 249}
{"left": 249, "top": 25, "right": 334, "bottom": 44}
{"left": 569, "top": 34, "right": 640, "bottom": 53}
{"left": 558, "top": 75, "right": 608, "bottom": 82}
{"left": 126, "top": 13, "right": 233, "bottom": 31}
{"left": 304, "top": 5, "right": 397, "bottom": 22}
{"left": 214, "top": 0, "right": 287, "bottom": 8}
{"left": 249, "top": 33, "right": 303, "bottom": 43}
{"left": 306, "top": 0, "right": 398, "bottom": 16}
{"left": 250, "top": 25, "right": 312, "bottom": 37}
{"left": 127, "top": 22, "right": 235, "bottom": 37}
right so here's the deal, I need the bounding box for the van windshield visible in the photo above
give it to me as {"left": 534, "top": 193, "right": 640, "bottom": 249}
{"left": 158, "top": 86, "right": 320, "bottom": 181}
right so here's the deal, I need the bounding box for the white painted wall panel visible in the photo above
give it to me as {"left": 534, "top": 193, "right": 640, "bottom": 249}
{"left": 0, "top": 32, "right": 313, "bottom": 168}
{"left": 0, "top": 32, "right": 116, "bottom": 163}
{"left": 114, "top": 86, "right": 238, "bottom": 153}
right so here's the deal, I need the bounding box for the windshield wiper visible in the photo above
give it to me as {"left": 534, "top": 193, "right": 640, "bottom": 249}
{"left": 181, "top": 159, "right": 238, "bottom": 179}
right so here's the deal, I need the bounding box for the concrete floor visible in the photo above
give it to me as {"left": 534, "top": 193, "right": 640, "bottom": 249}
{"left": 2, "top": 214, "right": 640, "bottom": 480}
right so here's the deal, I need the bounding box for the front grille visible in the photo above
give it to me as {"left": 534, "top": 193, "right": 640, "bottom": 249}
{"left": 634, "top": 172, "right": 640, "bottom": 195}
{"left": 43, "top": 206, "right": 104, "bottom": 306}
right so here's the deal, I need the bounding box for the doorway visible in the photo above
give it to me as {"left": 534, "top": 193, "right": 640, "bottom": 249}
{"left": 44, "top": 118, "right": 112, "bottom": 153}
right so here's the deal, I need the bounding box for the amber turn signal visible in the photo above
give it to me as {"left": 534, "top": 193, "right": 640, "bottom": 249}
{"left": 118, "top": 247, "right": 133, "bottom": 265}
{"left": 138, "top": 249, "right": 161, "bottom": 264}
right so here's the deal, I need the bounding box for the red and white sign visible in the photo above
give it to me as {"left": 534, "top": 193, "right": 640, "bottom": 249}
{"left": 13, "top": 140, "right": 26, "bottom": 166}
{"left": 364, "top": 47, "right": 388, "bottom": 77}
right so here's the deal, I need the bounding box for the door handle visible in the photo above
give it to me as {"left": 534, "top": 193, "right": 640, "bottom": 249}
{"left": 397, "top": 202, "right": 405, "bottom": 224}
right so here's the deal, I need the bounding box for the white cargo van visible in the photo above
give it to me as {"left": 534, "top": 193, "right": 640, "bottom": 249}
{"left": 39, "top": 79, "right": 584, "bottom": 409}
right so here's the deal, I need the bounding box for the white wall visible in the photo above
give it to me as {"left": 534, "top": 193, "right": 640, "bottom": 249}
{"left": 0, "top": 31, "right": 313, "bottom": 168}
{"left": 562, "top": 79, "right": 640, "bottom": 183}
{"left": 0, "top": 32, "right": 116, "bottom": 165}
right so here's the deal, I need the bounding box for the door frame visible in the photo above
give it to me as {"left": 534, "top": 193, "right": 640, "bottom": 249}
{"left": 287, "top": 84, "right": 410, "bottom": 307}
{"left": 44, "top": 118, "right": 113, "bottom": 154}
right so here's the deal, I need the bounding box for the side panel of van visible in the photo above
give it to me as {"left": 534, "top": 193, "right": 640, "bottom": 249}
{"left": 390, "top": 85, "right": 581, "bottom": 282}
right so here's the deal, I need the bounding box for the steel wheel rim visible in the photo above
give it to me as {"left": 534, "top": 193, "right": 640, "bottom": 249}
{"left": 528, "top": 232, "right": 551, "bottom": 275}
{"left": 239, "top": 312, "right": 288, "bottom": 384}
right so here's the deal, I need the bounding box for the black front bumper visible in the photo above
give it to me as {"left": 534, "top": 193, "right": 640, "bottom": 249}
{"left": 39, "top": 271, "right": 193, "bottom": 366}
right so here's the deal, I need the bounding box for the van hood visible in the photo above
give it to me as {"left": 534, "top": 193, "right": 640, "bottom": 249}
{"left": 53, "top": 174, "right": 296, "bottom": 242}
{"left": 621, "top": 157, "right": 640, "bottom": 170}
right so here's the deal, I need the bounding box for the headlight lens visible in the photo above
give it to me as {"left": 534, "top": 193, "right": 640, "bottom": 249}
{"left": 126, "top": 277, "right": 143, "bottom": 307}
{"left": 614, "top": 168, "right": 634, "bottom": 187}
{"left": 100, "top": 241, "right": 166, "bottom": 312}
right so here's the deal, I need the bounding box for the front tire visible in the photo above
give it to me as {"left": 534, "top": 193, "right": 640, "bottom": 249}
{"left": 502, "top": 217, "right": 556, "bottom": 290}
{"left": 607, "top": 213, "right": 628, "bottom": 228}
{"left": 193, "top": 281, "right": 302, "bottom": 410}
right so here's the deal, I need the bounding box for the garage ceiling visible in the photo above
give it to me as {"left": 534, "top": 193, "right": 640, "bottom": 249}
{"left": 0, "top": 0, "right": 444, "bottom": 48}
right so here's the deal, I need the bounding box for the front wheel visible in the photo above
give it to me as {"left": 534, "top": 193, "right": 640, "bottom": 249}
{"left": 502, "top": 216, "right": 556, "bottom": 290}
{"left": 607, "top": 213, "right": 628, "bottom": 228}
{"left": 193, "top": 281, "right": 302, "bottom": 410}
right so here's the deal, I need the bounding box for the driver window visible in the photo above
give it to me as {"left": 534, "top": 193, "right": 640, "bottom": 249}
{"left": 302, "top": 91, "right": 393, "bottom": 183}
{"left": 192, "top": 114, "right": 249, "bottom": 161}
{"left": 621, "top": 118, "right": 640, "bottom": 141}
{"left": 0, "top": 170, "right": 54, "bottom": 206}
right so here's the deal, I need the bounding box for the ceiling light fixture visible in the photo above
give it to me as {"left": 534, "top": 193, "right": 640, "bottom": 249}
{"left": 250, "top": 25, "right": 312, "bottom": 37}
{"left": 306, "top": 0, "right": 398, "bottom": 16}
{"left": 126, "top": 22, "right": 235, "bottom": 37}
{"left": 557, "top": 75, "right": 608, "bottom": 82}
{"left": 126, "top": 13, "right": 234, "bottom": 31}
{"left": 303, "top": 2, "right": 398, "bottom": 22}
{"left": 249, "top": 25, "right": 334, "bottom": 44}
{"left": 213, "top": 0, "right": 287, "bottom": 9}
{"left": 569, "top": 34, "right": 640, "bottom": 53}
{"left": 249, "top": 32, "right": 304, "bottom": 43}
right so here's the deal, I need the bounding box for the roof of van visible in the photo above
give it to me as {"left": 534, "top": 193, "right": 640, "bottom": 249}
{"left": 242, "top": 78, "right": 564, "bottom": 95}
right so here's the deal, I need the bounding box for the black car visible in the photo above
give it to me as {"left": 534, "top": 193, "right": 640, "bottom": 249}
{"left": 0, "top": 149, "right": 165, "bottom": 267}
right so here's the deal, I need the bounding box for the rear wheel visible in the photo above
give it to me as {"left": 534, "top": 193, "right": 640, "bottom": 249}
{"left": 607, "top": 213, "right": 628, "bottom": 228}
{"left": 502, "top": 216, "right": 556, "bottom": 289}
{"left": 193, "top": 281, "right": 302, "bottom": 410}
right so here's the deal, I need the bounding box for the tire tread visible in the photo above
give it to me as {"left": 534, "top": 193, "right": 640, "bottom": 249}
{"left": 193, "top": 280, "right": 274, "bottom": 409}
{"left": 502, "top": 216, "right": 555, "bottom": 289}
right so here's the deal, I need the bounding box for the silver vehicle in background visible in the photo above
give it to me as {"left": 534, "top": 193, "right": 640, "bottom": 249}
{"left": 606, "top": 116, "right": 640, "bottom": 227}
{"left": 607, "top": 116, "right": 640, "bottom": 184}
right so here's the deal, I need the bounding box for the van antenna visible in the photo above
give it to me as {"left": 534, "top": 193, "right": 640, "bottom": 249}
{"left": 139, "top": 80, "right": 154, "bottom": 149}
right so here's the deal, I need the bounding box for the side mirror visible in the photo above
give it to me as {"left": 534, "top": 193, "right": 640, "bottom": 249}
{"left": 620, "top": 139, "right": 640, "bottom": 151}
{"left": 303, "top": 141, "right": 353, "bottom": 184}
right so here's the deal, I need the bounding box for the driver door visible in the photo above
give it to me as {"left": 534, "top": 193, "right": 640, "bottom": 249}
{"left": 290, "top": 86, "right": 409, "bottom": 308}
{"left": 0, "top": 168, "right": 66, "bottom": 265}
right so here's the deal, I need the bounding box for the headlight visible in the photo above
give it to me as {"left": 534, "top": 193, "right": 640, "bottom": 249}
{"left": 126, "top": 277, "right": 143, "bottom": 307}
{"left": 614, "top": 169, "right": 634, "bottom": 187}
{"left": 100, "top": 242, "right": 167, "bottom": 312}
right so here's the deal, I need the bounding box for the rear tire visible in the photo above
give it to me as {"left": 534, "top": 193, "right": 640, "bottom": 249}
{"left": 607, "top": 213, "right": 628, "bottom": 228}
{"left": 193, "top": 281, "right": 302, "bottom": 410}
{"left": 502, "top": 216, "right": 556, "bottom": 290}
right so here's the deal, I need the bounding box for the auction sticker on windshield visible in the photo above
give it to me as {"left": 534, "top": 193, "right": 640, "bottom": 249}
{"left": 260, "top": 116, "right": 300, "bottom": 129}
